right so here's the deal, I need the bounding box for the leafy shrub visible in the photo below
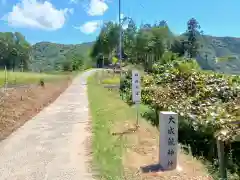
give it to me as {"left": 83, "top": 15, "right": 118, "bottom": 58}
{"left": 119, "top": 59, "right": 240, "bottom": 178}
{"left": 119, "top": 70, "right": 133, "bottom": 105}
{"left": 175, "top": 59, "right": 201, "bottom": 72}
{"left": 160, "top": 51, "right": 179, "bottom": 64}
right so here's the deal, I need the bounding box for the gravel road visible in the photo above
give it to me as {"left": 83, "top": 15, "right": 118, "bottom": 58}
{"left": 0, "top": 70, "right": 96, "bottom": 180}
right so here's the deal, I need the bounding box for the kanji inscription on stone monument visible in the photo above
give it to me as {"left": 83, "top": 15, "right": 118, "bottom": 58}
{"left": 159, "top": 112, "right": 178, "bottom": 170}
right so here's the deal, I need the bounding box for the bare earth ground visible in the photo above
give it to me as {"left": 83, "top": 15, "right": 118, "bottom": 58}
{"left": 116, "top": 120, "right": 213, "bottom": 180}
{"left": 0, "top": 79, "right": 71, "bottom": 141}
{"left": 0, "top": 70, "right": 95, "bottom": 180}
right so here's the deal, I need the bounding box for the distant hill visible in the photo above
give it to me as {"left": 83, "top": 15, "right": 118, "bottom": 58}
{"left": 30, "top": 41, "right": 94, "bottom": 72}
{"left": 182, "top": 34, "right": 240, "bottom": 74}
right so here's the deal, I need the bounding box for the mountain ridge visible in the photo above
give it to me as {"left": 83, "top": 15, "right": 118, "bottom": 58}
{"left": 30, "top": 41, "right": 94, "bottom": 71}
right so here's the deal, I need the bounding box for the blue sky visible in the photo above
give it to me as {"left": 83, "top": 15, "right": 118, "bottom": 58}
{"left": 0, "top": 0, "right": 240, "bottom": 45}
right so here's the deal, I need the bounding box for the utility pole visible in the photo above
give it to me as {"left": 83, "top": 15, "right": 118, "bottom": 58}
{"left": 118, "top": 0, "right": 122, "bottom": 77}
{"left": 21, "top": 60, "right": 24, "bottom": 72}
{"left": 140, "top": 3, "right": 144, "bottom": 25}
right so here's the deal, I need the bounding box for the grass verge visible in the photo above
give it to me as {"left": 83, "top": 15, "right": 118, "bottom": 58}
{"left": 88, "top": 75, "right": 138, "bottom": 180}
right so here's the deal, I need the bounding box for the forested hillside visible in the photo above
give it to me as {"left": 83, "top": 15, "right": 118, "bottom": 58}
{"left": 193, "top": 35, "right": 240, "bottom": 74}
{"left": 0, "top": 32, "right": 93, "bottom": 72}
{"left": 30, "top": 41, "right": 94, "bottom": 72}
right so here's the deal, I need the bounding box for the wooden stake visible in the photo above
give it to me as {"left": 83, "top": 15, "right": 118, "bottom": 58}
{"left": 216, "top": 138, "right": 227, "bottom": 180}
{"left": 4, "top": 66, "right": 7, "bottom": 91}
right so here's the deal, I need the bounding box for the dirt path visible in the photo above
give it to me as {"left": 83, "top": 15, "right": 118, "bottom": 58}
{"left": 0, "top": 70, "right": 96, "bottom": 180}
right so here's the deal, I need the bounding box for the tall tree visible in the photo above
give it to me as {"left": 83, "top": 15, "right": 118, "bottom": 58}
{"left": 0, "top": 32, "right": 31, "bottom": 71}
{"left": 186, "top": 18, "right": 201, "bottom": 58}
{"left": 90, "top": 22, "right": 120, "bottom": 67}
{"left": 91, "top": 18, "right": 198, "bottom": 71}
{"left": 123, "top": 18, "right": 137, "bottom": 62}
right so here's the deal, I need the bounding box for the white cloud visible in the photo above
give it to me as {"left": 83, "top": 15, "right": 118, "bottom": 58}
{"left": 1, "top": 0, "right": 72, "bottom": 30}
{"left": 74, "top": 20, "right": 102, "bottom": 34}
{"left": 85, "top": 0, "right": 108, "bottom": 16}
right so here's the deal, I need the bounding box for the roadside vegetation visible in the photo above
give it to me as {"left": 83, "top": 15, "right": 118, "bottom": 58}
{"left": 88, "top": 71, "right": 215, "bottom": 180}
{"left": 90, "top": 17, "right": 240, "bottom": 180}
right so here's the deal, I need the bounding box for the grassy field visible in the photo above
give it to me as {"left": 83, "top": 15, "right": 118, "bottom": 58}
{"left": 0, "top": 71, "right": 71, "bottom": 86}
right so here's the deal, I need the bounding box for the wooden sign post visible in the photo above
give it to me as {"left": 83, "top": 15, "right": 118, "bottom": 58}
{"left": 159, "top": 111, "right": 178, "bottom": 171}
{"left": 132, "top": 70, "right": 141, "bottom": 126}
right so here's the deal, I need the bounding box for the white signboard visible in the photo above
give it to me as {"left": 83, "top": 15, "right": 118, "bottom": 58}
{"left": 159, "top": 111, "right": 178, "bottom": 171}
{"left": 132, "top": 70, "right": 141, "bottom": 103}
